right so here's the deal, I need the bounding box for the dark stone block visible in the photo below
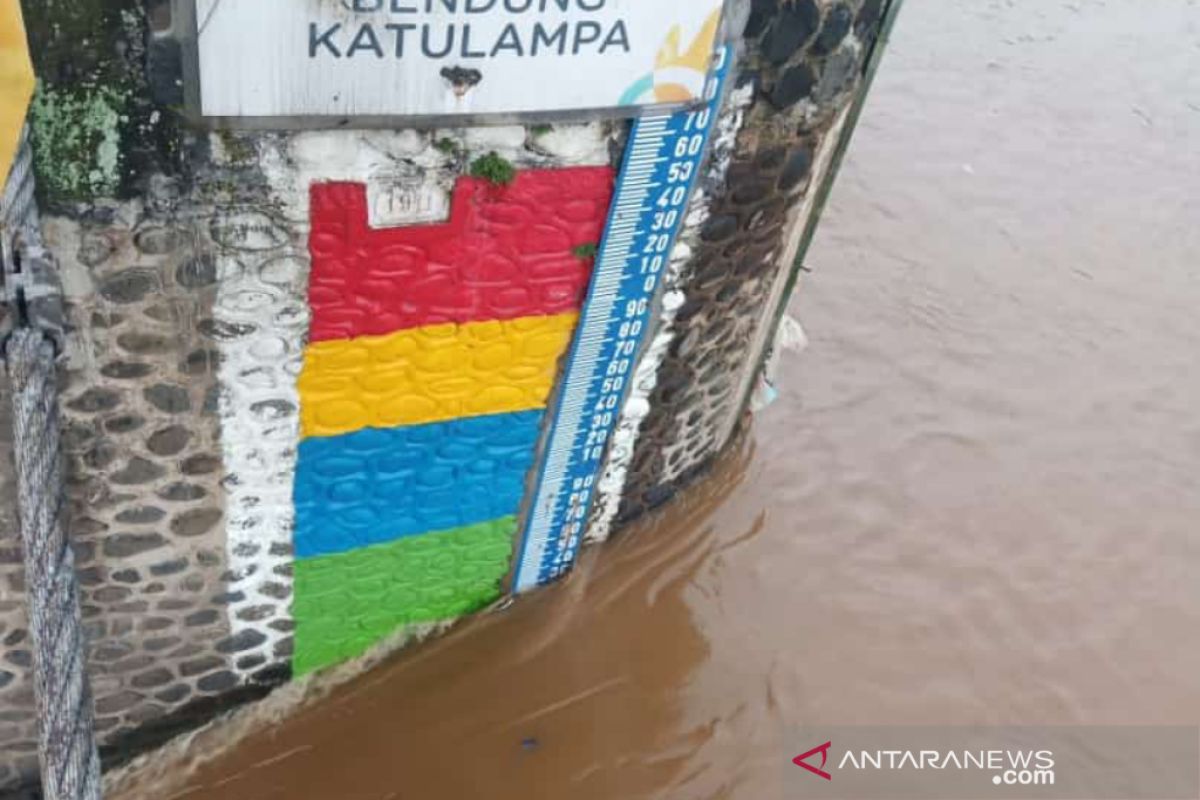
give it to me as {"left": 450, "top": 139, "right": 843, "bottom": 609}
{"left": 115, "top": 506, "right": 167, "bottom": 525}
{"left": 180, "top": 655, "right": 224, "bottom": 678}
{"left": 100, "top": 361, "right": 154, "bottom": 380}
{"left": 112, "top": 654, "right": 157, "bottom": 674}
{"left": 755, "top": 146, "right": 788, "bottom": 172}
{"left": 215, "top": 629, "right": 267, "bottom": 654}
{"left": 154, "top": 684, "right": 190, "bottom": 704}
{"left": 143, "top": 636, "right": 182, "bottom": 653}
{"left": 77, "top": 233, "right": 116, "bottom": 267}
{"left": 856, "top": 0, "right": 885, "bottom": 38}
{"left": 92, "top": 586, "right": 132, "bottom": 603}
{"left": 143, "top": 302, "right": 182, "bottom": 324}
{"left": 763, "top": 0, "right": 820, "bottom": 63}
{"left": 234, "top": 605, "right": 274, "bottom": 622}
{"left": 231, "top": 541, "right": 260, "bottom": 559}
{"left": 252, "top": 663, "right": 291, "bottom": 686}
{"left": 61, "top": 421, "right": 98, "bottom": 451}
{"left": 267, "top": 541, "right": 293, "bottom": 557}
{"left": 111, "top": 568, "right": 140, "bottom": 583}
{"left": 146, "top": 425, "right": 191, "bottom": 456}
{"left": 181, "top": 575, "right": 205, "bottom": 593}
{"left": 144, "top": 384, "right": 192, "bottom": 414}
{"left": 150, "top": 557, "right": 189, "bottom": 576}
{"left": 116, "top": 332, "right": 173, "bottom": 356}
{"left": 176, "top": 255, "right": 217, "bottom": 289}
{"left": 816, "top": 46, "right": 860, "bottom": 103}
{"left": 111, "top": 601, "right": 151, "bottom": 614}
{"left": 732, "top": 178, "right": 775, "bottom": 206}
{"left": 198, "top": 319, "right": 257, "bottom": 341}
{"left": 171, "top": 507, "right": 222, "bottom": 538}
{"left": 743, "top": 0, "right": 777, "bottom": 38}
{"left": 83, "top": 441, "right": 119, "bottom": 470}
{"left": 701, "top": 214, "right": 739, "bottom": 243}
{"left": 770, "top": 63, "right": 817, "bottom": 109}
{"left": 133, "top": 226, "right": 180, "bottom": 256}
{"left": 103, "top": 532, "right": 167, "bottom": 558}
{"left": 250, "top": 399, "right": 295, "bottom": 421}
{"left": 236, "top": 654, "right": 266, "bottom": 672}
{"left": 66, "top": 388, "right": 122, "bottom": 414}
{"left": 99, "top": 269, "right": 159, "bottom": 305}
{"left": 197, "top": 670, "right": 240, "bottom": 693}
{"left": 127, "top": 703, "right": 169, "bottom": 725}
{"left": 79, "top": 566, "right": 109, "bottom": 587}
{"left": 779, "top": 143, "right": 815, "bottom": 190}
{"left": 92, "top": 641, "right": 136, "bottom": 663}
{"left": 184, "top": 609, "right": 219, "bottom": 627}
{"left": 211, "top": 591, "right": 245, "bottom": 605}
{"left": 157, "top": 482, "right": 208, "bottom": 502}
{"left": 95, "top": 691, "right": 142, "bottom": 715}
{"left": 259, "top": 582, "right": 290, "bottom": 600}
{"left": 104, "top": 414, "right": 146, "bottom": 434}
{"left": 180, "top": 349, "right": 220, "bottom": 375}
{"left": 645, "top": 484, "right": 677, "bottom": 509}
{"left": 111, "top": 457, "right": 167, "bottom": 485}
{"left": 813, "top": 2, "right": 854, "bottom": 55}
{"left": 131, "top": 668, "right": 174, "bottom": 689}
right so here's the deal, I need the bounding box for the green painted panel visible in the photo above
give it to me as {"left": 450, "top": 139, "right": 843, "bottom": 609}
{"left": 293, "top": 517, "right": 516, "bottom": 675}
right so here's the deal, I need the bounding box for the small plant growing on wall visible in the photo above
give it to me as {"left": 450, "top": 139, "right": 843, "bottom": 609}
{"left": 434, "top": 137, "right": 461, "bottom": 156}
{"left": 572, "top": 243, "right": 599, "bottom": 261}
{"left": 469, "top": 152, "right": 516, "bottom": 187}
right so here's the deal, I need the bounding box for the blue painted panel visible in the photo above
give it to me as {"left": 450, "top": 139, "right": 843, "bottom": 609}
{"left": 294, "top": 410, "right": 543, "bottom": 558}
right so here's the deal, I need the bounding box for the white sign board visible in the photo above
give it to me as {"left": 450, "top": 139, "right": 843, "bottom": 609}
{"left": 194, "top": 0, "right": 725, "bottom": 119}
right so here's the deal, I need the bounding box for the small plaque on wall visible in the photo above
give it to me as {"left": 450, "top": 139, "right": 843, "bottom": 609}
{"left": 191, "top": 0, "right": 725, "bottom": 121}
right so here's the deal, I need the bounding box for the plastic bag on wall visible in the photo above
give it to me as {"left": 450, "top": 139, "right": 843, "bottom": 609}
{"left": 751, "top": 314, "right": 808, "bottom": 412}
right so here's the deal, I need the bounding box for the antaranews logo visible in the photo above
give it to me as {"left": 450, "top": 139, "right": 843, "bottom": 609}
{"left": 793, "top": 741, "right": 1054, "bottom": 787}
{"left": 785, "top": 727, "right": 1198, "bottom": 800}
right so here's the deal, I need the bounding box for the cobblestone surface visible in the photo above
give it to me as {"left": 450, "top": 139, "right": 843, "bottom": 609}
{"left": 617, "top": 0, "right": 888, "bottom": 521}
{"left": 45, "top": 195, "right": 242, "bottom": 738}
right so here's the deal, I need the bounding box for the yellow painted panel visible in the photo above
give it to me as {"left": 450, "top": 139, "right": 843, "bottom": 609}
{"left": 0, "top": 0, "right": 33, "bottom": 190}
{"left": 299, "top": 313, "right": 579, "bottom": 438}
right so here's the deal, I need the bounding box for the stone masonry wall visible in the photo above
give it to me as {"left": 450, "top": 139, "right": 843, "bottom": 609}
{"left": 612, "top": 0, "right": 889, "bottom": 522}
{"left": 0, "top": 0, "right": 893, "bottom": 792}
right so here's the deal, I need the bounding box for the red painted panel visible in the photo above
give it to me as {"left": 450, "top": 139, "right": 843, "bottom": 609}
{"left": 308, "top": 167, "right": 615, "bottom": 342}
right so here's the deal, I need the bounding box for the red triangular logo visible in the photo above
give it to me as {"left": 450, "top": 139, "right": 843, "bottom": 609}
{"left": 793, "top": 741, "right": 833, "bottom": 780}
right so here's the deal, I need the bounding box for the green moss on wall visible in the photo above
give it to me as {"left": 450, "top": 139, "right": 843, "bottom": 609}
{"left": 469, "top": 152, "right": 517, "bottom": 187}
{"left": 21, "top": 0, "right": 187, "bottom": 207}
{"left": 28, "top": 81, "right": 128, "bottom": 202}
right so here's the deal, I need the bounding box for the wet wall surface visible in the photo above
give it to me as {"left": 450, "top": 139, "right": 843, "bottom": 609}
{"left": 112, "top": 1, "right": 1200, "bottom": 798}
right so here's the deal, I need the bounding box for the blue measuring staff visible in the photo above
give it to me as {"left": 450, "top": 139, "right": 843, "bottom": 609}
{"left": 512, "top": 46, "right": 733, "bottom": 593}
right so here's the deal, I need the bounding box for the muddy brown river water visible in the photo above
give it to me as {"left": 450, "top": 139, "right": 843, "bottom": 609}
{"left": 114, "top": 1, "right": 1200, "bottom": 798}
